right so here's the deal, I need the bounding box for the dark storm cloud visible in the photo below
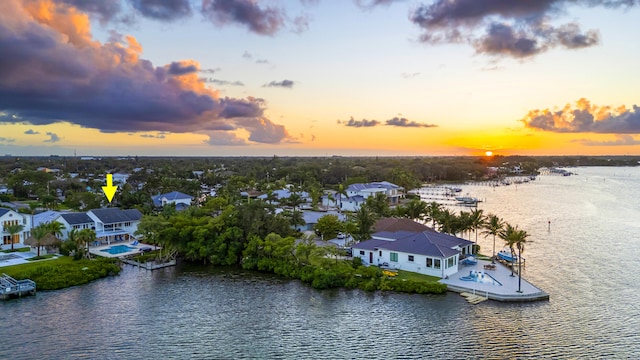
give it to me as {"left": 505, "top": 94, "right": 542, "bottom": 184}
{"left": 201, "top": 0, "right": 286, "bottom": 35}
{"left": 129, "top": 0, "right": 192, "bottom": 21}
{"left": 24, "top": 129, "right": 40, "bottom": 135}
{"left": 522, "top": 99, "right": 640, "bottom": 133}
{"left": 339, "top": 117, "right": 381, "bottom": 127}
{"left": 386, "top": 117, "right": 437, "bottom": 128}
{"left": 263, "top": 80, "right": 294, "bottom": 88}
{"left": 0, "top": 0, "right": 292, "bottom": 145}
{"left": 409, "top": 0, "right": 637, "bottom": 58}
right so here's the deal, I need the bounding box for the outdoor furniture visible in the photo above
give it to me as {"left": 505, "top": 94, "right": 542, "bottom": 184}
{"left": 484, "top": 264, "right": 496, "bottom": 270}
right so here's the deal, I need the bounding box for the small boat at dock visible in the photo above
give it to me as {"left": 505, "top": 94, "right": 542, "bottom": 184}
{"left": 497, "top": 249, "right": 517, "bottom": 262}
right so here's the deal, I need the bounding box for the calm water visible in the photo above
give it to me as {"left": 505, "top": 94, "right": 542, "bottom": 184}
{"left": 2, "top": 167, "right": 640, "bottom": 359}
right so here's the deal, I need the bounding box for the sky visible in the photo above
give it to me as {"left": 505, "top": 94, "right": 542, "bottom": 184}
{"left": 1, "top": 0, "right": 640, "bottom": 157}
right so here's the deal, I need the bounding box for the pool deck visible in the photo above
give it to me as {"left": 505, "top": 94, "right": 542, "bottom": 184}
{"left": 440, "top": 259, "right": 549, "bottom": 302}
{"left": 89, "top": 242, "right": 157, "bottom": 258}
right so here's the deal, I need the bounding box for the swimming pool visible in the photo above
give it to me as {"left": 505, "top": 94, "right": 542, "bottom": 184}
{"left": 459, "top": 270, "right": 502, "bottom": 286}
{"left": 101, "top": 245, "right": 137, "bottom": 255}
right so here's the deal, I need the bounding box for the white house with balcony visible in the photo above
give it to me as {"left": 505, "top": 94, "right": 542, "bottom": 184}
{"left": 321, "top": 181, "right": 403, "bottom": 212}
{"left": 352, "top": 230, "right": 473, "bottom": 278}
{"left": 1, "top": 208, "right": 31, "bottom": 249}
{"left": 56, "top": 212, "right": 95, "bottom": 240}
{"left": 86, "top": 208, "right": 143, "bottom": 244}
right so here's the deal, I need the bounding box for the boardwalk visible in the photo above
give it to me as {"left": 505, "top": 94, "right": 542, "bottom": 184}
{"left": 440, "top": 259, "right": 549, "bottom": 302}
{"left": 1, "top": 273, "right": 36, "bottom": 300}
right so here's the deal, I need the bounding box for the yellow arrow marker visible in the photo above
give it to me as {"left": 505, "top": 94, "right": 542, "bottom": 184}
{"left": 102, "top": 174, "right": 118, "bottom": 203}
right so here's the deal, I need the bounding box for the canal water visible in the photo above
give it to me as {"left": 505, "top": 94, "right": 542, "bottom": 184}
{"left": 2, "top": 167, "right": 639, "bottom": 359}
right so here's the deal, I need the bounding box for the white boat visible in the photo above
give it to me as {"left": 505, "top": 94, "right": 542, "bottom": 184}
{"left": 497, "top": 249, "right": 517, "bottom": 262}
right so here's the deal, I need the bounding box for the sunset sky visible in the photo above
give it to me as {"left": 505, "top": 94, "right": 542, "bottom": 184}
{"left": 1, "top": 0, "right": 639, "bottom": 157}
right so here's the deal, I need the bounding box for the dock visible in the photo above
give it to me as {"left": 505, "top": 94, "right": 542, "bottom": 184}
{"left": 120, "top": 258, "right": 176, "bottom": 270}
{"left": 1, "top": 273, "right": 36, "bottom": 300}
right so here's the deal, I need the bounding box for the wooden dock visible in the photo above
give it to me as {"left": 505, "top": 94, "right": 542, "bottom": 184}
{"left": 1, "top": 273, "right": 36, "bottom": 300}
{"left": 121, "top": 258, "right": 176, "bottom": 270}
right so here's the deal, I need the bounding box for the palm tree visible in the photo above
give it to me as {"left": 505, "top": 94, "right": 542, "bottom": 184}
{"left": 513, "top": 228, "right": 531, "bottom": 293}
{"left": 353, "top": 206, "right": 376, "bottom": 241}
{"left": 336, "top": 184, "right": 347, "bottom": 212}
{"left": 482, "top": 214, "right": 504, "bottom": 263}
{"left": 499, "top": 223, "right": 519, "bottom": 277}
{"left": 397, "top": 198, "right": 427, "bottom": 222}
{"left": 26, "top": 224, "right": 52, "bottom": 257}
{"left": 436, "top": 208, "right": 458, "bottom": 235}
{"left": 425, "top": 201, "right": 442, "bottom": 229}
{"left": 457, "top": 211, "right": 473, "bottom": 239}
{"left": 469, "top": 209, "right": 486, "bottom": 244}
{"left": 45, "top": 221, "right": 66, "bottom": 239}
{"left": 78, "top": 229, "right": 97, "bottom": 259}
{"left": 4, "top": 223, "right": 24, "bottom": 251}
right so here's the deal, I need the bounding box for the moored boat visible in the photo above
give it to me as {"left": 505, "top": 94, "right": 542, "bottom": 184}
{"left": 497, "top": 249, "right": 517, "bottom": 262}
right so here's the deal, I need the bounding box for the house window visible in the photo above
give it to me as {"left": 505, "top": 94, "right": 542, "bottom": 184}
{"left": 390, "top": 252, "right": 398, "bottom": 262}
{"left": 426, "top": 258, "right": 433, "bottom": 268}
{"left": 447, "top": 257, "right": 455, "bottom": 268}
{"left": 434, "top": 259, "right": 441, "bottom": 269}
{"left": 408, "top": 255, "right": 414, "bottom": 262}
{"left": 379, "top": 251, "right": 382, "bottom": 256}
{"left": 359, "top": 250, "right": 365, "bottom": 255}
{"left": 125, "top": 222, "right": 131, "bottom": 227}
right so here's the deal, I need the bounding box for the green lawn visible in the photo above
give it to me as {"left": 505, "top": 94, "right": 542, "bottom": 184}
{"left": 1, "top": 247, "right": 31, "bottom": 253}
{"left": 393, "top": 269, "right": 441, "bottom": 283}
{"left": 2, "top": 256, "right": 121, "bottom": 290}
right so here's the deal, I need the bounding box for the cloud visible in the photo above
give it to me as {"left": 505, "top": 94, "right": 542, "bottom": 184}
{"left": 339, "top": 117, "right": 381, "bottom": 127}
{"left": 242, "top": 51, "right": 253, "bottom": 59}
{"left": 140, "top": 133, "right": 166, "bottom": 139}
{"left": 409, "top": 0, "right": 636, "bottom": 58}
{"left": 574, "top": 134, "right": 640, "bottom": 146}
{"left": 45, "top": 132, "right": 61, "bottom": 143}
{"left": 0, "top": 137, "right": 16, "bottom": 143}
{"left": 204, "top": 131, "right": 248, "bottom": 146}
{"left": 355, "top": 0, "right": 405, "bottom": 9}
{"left": 129, "top": 0, "right": 192, "bottom": 21}
{"left": 201, "top": 0, "right": 287, "bottom": 35}
{"left": 24, "top": 129, "right": 40, "bottom": 135}
{"left": 263, "top": 80, "right": 294, "bottom": 88}
{"left": 58, "top": 0, "right": 124, "bottom": 24}
{"left": 521, "top": 98, "right": 640, "bottom": 133}
{"left": 385, "top": 117, "right": 437, "bottom": 128}
{"left": 292, "top": 14, "right": 311, "bottom": 34}
{"left": 401, "top": 72, "right": 420, "bottom": 79}
{"left": 201, "top": 78, "right": 245, "bottom": 86}
{"left": 256, "top": 59, "right": 270, "bottom": 64}
{"left": 0, "top": 0, "right": 292, "bottom": 145}
{"left": 199, "top": 67, "right": 220, "bottom": 74}
{"left": 167, "top": 60, "right": 199, "bottom": 75}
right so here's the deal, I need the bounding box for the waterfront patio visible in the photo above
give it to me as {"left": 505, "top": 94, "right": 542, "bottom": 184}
{"left": 89, "top": 241, "right": 158, "bottom": 258}
{"left": 440, "top": 259, "right": 549, "bottom": 302}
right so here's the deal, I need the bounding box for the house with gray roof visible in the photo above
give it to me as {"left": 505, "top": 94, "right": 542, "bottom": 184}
{"left": 87, "top": 208, "right": 143, "bottom": 244}
{"left": 56, "top": 212, "right": 94, "bottom": 240}
{"left": 352, "top": 230, "right": 473, "bottom": 278}
{"left": 152, "top": 191, "right": 193, "bottom": 209}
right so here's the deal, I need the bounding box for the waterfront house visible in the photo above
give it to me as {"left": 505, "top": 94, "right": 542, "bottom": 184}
{"left": 151, "top": 191, "right": 193, "bottom": 209}
{"left": 1, "top": 208, "right": 31, "bottom": 248}
{"left": 56, "top": 212, "right": 94, "bottom": 240}
{"left": 352, "top": 229, "right": 473, "bottom": 278}
{"left": 87, "top": 208, "right": 143, "bottom": 244}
